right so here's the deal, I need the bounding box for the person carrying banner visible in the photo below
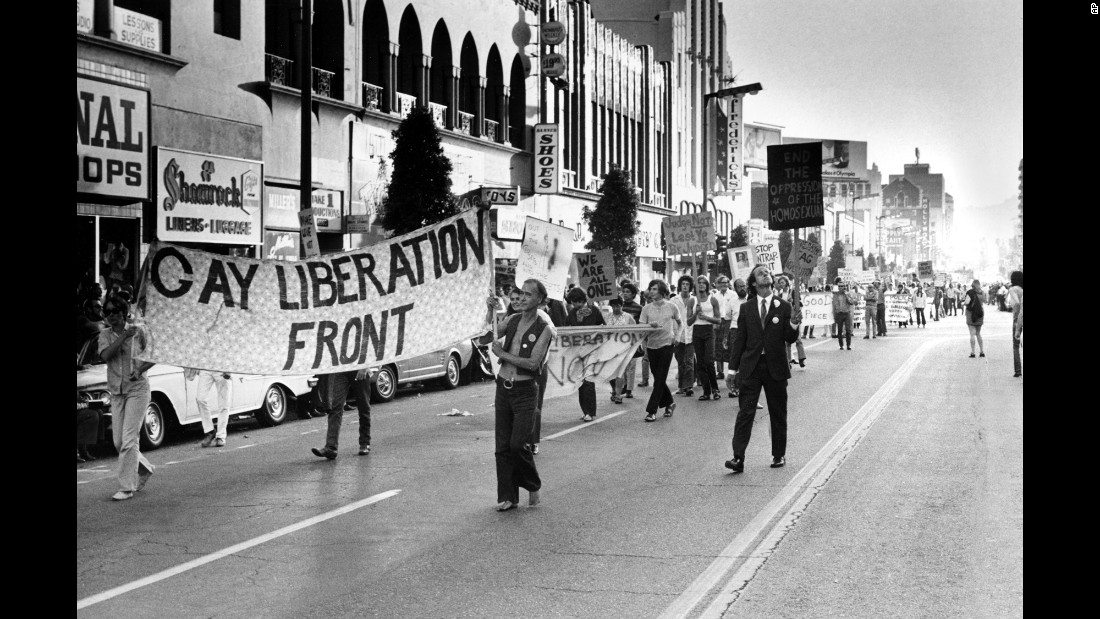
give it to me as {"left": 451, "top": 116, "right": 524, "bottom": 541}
{"left": 671, "top": 276, "right": 696, "bottom": 396}
{"left": 98, "top": 295, "right": 155, "bottom": 501}
{"left": 724, "top": 265, "right": 802, "bottom": 473}
{"left": 310, "top": 368, "right": 374, "bottom": 459}
{"left": 606, "top": 297, "right": 636, "bottom": 404}
{"left": 640, "top": 279, "right": 683, "bottom": 422}
{"left": 566, "top": 286, "right": 606, "bottom": 422}
{"left": 619, "top": 283, "right": 645, "bottom": 399}
{"left": 186, "top": 369, "right": 232, "bottom": 448}
{"left": 487, "top": 279, "right": 555, "bottom": 511}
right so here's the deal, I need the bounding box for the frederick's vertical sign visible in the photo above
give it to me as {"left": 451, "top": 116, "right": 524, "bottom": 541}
{"left": 725, "top": 95, "right": 743, "bottom": 191}
{"left": 76, "top": 75, "right": 150, "bottom": 200}
{"left": 534, "top": 124, "right": 559, "bottom": 194}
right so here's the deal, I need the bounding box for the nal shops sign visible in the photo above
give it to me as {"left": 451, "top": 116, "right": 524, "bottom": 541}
{"left": 76, "top": 75, "right": 150, "bottom": 200}
{"left": 156, "top": 147, "right": 263, "bottom": 245}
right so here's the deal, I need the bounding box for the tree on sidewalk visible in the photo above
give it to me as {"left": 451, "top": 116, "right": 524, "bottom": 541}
{"left": 378, "top": 105, "right": 458, "bottom": 237}
{"left": 826, "top": 240, "right": 846, "bottom": 283}
{"left": 731, "top": 224, "right": 748, "bottom": 249}
{"left": 582, "top": 166, "right": 639, "bottom": 278}
{"left": 866, "top": 253, "right": 877, "bottom": 269}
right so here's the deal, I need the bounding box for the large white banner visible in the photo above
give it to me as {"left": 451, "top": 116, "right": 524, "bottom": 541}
{"left": 542, "top": 325, "right": 655, "bottom": 400}
{"left": 515, "top": 217, "right": 574, "bottom": 301}
{"left": 138, "top": 209, "right": 493, "bottom": 375}
{"left": 884, "top": 292, "right": 912, "bottom": 322}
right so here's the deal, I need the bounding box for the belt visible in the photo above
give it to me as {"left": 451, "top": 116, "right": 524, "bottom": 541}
{"left": 496, "top": 376, "right": 535, "bottom": 390}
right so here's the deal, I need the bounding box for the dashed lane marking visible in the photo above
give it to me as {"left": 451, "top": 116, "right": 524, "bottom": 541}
{"left": 76, "top": 489, "right": 402, "bottom": 610}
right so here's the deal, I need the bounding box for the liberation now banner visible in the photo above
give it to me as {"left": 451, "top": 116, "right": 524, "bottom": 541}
{"left": 918, "top": 261, "right": 934, "bottom": 282}
{"left": 766, "top": 143, "right": 824, "bottom": 231}
{"left": 663, "top": 211, "right": 715, "bottom": 255}
{"left": 515, "top": 217, "right": 573, "bottom": 301}
{"left": 137, "top": 209, "right": 493, "bottom": 376}
{"left": 542, "top": 325, "right": 656, "bottom": 400}
{"left": 800, "top": 292, "right": 834, "bottom": 327}
{"left": 574, "top": 249, "right": 616, "bottom": 301}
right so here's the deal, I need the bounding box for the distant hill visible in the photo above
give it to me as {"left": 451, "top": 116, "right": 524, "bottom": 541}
{"left": 953, "top": 197, "right": 1017, "bottom": 241}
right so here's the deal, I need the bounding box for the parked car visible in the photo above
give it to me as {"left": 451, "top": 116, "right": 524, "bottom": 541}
{"left": 366, "top": 332, "right": 493, "bottom": 403}
{"left": 76, "top": 335, "right": 317, "bottom": 450}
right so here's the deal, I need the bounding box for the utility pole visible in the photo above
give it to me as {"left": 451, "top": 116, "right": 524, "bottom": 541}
{"left": 299, "top": 0, "right": 312, "bottom": 255}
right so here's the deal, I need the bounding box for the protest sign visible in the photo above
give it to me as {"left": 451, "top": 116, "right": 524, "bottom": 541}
{"left": 542, "top": 325, "right": 656, "bottom": 399}
{"left": 727, "top": 246, "right": 754, "bottom": 282}
{"left": 784, "top": 237, "right": 822, "bottom": 278}
{"left": 884, "top": 292, "right": 912, "bottom": 322}
{"left": 838, "top": 267, "right": 857, "bottom": 284}
{"left": 752, "top": 241, "right": 784, "bottom": 276}
{"left": 918, "top": 260, "right": 934, "bottom": 282}
{"left": 767, "top": 142, "right": 824, "bottom": 230}
{"left": 515, "top": 216, "right": 574, "bottom": 301}
{"left": 933, "top": 272, "right": 946, "bottom": 287}
{"left": 800, "top": 292, "right": 834, "bottom": 327}
{"left": 574, "top": 249, "right": 616, "bottom": 300}
{"left": 857, "top": 270, "right": 876, "bottom": 285}
{"left": 138, "top": 209, "right": 493, "bottom": 376}
{"left": 662, "top": 211, "right": 715, "bottom": 255}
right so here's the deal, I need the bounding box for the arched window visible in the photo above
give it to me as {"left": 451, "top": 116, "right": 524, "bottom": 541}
{"left": 459, "top": 33, "right": 480, "bottom": 135}
{"left": 508, "top": 55, "right": 527, "bottom": 149}
{"left": 485, "top": 46, "right": 504, "bottom": 143}
{"left": 362, "top": 0, "right": 390, "bottom": 111}
{"left": 311, "top": 0, "right": 344, "bottom": 99}
{"left": 430, "top": 20, "right": 453, "bottom": 128}
{"left": 397, "top": 7, "right": 423, "bottom": 100}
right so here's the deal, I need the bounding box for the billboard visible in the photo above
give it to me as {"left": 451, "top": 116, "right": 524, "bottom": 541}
{"left": 744, "top": 124, "right": 782, "bottom": 169}
{"left": 782, "top": 137, "right": 869, "bottom": 182}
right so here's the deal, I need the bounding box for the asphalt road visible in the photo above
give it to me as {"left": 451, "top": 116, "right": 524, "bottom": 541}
{"left": 77, "top": 307, "right": 1022, "bottom": 618}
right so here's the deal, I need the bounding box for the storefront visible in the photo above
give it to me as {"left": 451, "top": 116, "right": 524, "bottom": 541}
{"left": 76, "top": 75, "right": 151, "bottom": 297}
{"left": 152, "top": 147, "right": 263, "bottom": 257}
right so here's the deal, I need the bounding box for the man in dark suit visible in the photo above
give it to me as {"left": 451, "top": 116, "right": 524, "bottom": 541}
{"left": 724, "top": 265, "right": 802, "bottom": 473}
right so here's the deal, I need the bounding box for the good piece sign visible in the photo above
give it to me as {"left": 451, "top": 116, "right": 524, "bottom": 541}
{"left": 138, "top": 209, "right": 493, "bottom": 376}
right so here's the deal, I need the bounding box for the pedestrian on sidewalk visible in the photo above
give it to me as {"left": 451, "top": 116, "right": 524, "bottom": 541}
{"left": 187, "top": 369, "right": 232, "bottom": 448}
{"left": 1008, "top": 270, "right": 1023, "bottom": 377}
{"left": 965, "top": 279, "right": 987, "bottom": 358}
{"left": 310, "top": 367, "right": 374, "bottom": 459}
{"left": 725, "top": 265, "right": 802, "bottom": 473}
{"left": 671, "top": 276, "right": 696, "bottom": 396}
{"left": 640, "top": 279, "right": 682, "bottom": 422}
{"left": 566, "top": 286, "right": 605, "bottom": 422}
{"left": 488, "top": 279, "right": 555, "bottom": 511}
{"left": 98, "top": 295, "right": 155, "bottom": 501}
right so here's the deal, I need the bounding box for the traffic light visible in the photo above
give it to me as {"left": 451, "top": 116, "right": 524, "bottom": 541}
{"left": 715, "top": 234, "right": 728, "bottom": 254}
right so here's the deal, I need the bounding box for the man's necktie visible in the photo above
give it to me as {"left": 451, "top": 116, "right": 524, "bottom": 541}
{"left": 761, "top": 298, "right": 768, "bottom": 329}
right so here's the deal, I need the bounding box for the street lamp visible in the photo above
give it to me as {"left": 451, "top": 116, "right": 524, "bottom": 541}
{"left": 851, "top": 192, "right": 880, "bottom": 254}
{"left": 701, "top": 82, "right": 762, "bottom": 277}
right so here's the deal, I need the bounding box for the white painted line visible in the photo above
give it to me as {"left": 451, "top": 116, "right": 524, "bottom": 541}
{"left": 77, "top": 481, "right": 91, "bottom": 485}
{"left": 300, "top": 429, "right": 319, "bottom": 435}
{"left": 235, "top": 444, "right": 256, "bottom": 450}
{"left": 660, "top": 340, "right": 940, "bottom": 619}
{"left": 76, "top": 489, "right": 402, "bottom": 610}
{"left": 542, "top": 409, "right": 628, "bottom": 440}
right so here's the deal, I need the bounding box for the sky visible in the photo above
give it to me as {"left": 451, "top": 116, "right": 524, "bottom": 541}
{"left": 727, "top": 0, "right": 1023, "bottom": 217}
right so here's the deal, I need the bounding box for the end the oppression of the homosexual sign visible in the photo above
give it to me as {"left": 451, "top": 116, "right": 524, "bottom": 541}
{"left": 767, "top": 143, "right": 824, "bottom": 231}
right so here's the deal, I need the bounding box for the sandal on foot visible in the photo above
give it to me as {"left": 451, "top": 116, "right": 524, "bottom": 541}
{"left": 664, "top": 403, "right": 676, "bottom": 417}
{"left": 496, "top": 501, "right": 517, "bottom": 512}
{"left": 644, "top": 413, "right": 657, "bottom": 422}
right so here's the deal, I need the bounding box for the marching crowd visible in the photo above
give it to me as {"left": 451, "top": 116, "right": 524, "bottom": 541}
{"left": 76, "top": 262, "right": 1022, "bottom": 509}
